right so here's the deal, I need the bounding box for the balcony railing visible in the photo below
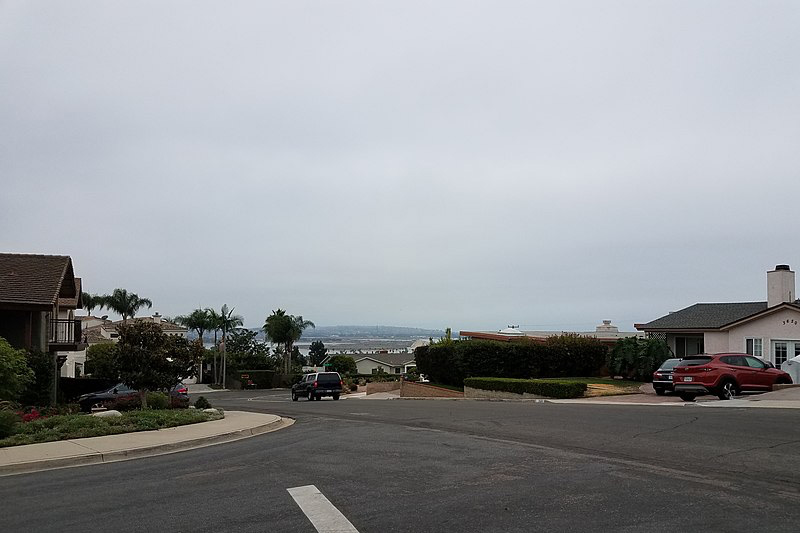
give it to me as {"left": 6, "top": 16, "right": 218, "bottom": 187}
{"left": 49, "top": 319, "right": 82, "bottom": 346}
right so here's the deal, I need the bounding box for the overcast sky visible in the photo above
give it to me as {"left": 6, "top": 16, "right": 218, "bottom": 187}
{"left": 2, "top": 1, "right": 799, "bottom": 332}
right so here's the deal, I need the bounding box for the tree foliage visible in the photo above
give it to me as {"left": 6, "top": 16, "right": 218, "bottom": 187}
{"left": 115, "top": 321, "right": 202, "bottom": 407}
{"left": 85, "top": 343, "right": 119, "bottom": 380}
{"left": 327, "top": 355, "right": 357, "bottom": 376}
{"left": 415, "top": 335, "right": 609, "bottom": 387}
{"left": 226, "top": 329, "right": 274, "bottom": 371}
{"left": 607, "top": 337, "right": 673, "bottom": 381}
{"left": 0, "top": 336, "right": 34, "bottom": 401}
{"left": 81, "top": 292, "right": 107, "bottom": 316}
{"left": 308, "top": 340, "right": 328, "bottom": 366}
{"left": 173, "top": 309, "right": 215, "bottom": 341}
{"left": 263, "top": 309, "right": 315, "bottom": 374}
{"left": 102, "top": 288, "right": 153, "bottom": 321}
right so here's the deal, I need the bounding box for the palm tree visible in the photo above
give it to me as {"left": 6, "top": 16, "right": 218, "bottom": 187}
{"left": 264, "top": 309, "right": 292, "bottom": 374}
{"left": 102, "top": 288, "right": 152, "bottom": 322}
{"left": 174, "top": 309, "right": 215, "bottom": 384}
{"left": 205, "top": 308, "right": 222, "bottom": 384}
{"left": 81, "top": 292, "right": 107, "bottom": 316}
{"left": 217, "top": 305, "right": 244, "bottom": 388}
{"left": 288, "top": 315, "right": 315, "bottom": 373}
{"left": 263, "top": 310, "right": 314, "bottom": 374}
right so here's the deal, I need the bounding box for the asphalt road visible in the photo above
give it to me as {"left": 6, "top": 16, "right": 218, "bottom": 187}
{"left": 2, "top": 390, "right": 800, "bottom": 532}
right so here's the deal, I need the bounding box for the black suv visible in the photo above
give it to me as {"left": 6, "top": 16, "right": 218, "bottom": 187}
{"left": 292, "top": 372, "right": 343, "bottom": 401}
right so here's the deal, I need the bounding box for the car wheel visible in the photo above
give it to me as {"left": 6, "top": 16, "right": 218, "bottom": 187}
{"left": 679, "top": 393, "right": 696, "bottom": 402}
{"left": 654, "top": 387, "right": 665, "bottom": 396}
{"left": 292, "top": 392, "right": 298, "bottom": 402}
{"left": 717, "top": 379, "right": 738, "bottom": 400}
{"left": 333, "top": 394, "right": 340, "bottom": 400}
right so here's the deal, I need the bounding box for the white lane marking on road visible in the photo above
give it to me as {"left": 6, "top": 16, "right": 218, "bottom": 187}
{"left": 287, "top": 485, "right": 360, "bottom": 533}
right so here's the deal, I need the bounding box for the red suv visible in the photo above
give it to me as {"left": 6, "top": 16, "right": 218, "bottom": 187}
{"left": 673, "top": 353, "right": 792, "bottom": 402}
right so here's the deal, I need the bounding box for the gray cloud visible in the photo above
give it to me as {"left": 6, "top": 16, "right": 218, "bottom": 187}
{"left": 2, "top": 1, "right": 799, "bottom": 331}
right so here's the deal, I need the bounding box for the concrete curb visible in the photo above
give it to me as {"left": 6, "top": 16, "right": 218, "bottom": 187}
{"left": 0, "top": 414, "right": 294, "bottom": 477}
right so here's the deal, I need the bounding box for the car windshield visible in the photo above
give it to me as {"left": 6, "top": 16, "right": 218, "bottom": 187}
{"left": 659, "top": 359, "right": 681, "bottom": 370}
{"left": 679, "top": 356, "right": 712, "bottom": 366}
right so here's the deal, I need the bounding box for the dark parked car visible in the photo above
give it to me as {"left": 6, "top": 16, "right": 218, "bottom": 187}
{"left": 292, "top": 372, "right": 343, "bottom": 401}
{"left": 79, "top": 383, "right": 189, "bottom": 412}
{"left": 652, "top": 358, "right": 681, "bottom": 395}
{"left": 673, "top": 353, "right": 792, "bottom": 402}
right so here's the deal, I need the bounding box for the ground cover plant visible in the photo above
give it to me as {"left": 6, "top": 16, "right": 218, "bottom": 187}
{"left": 0, "top": 409, "right": 223, "bottom": 447}
{"left": 464, "top": 377, "right": 587, "bottom": 399}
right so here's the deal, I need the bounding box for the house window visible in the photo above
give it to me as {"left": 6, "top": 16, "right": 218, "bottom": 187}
{"left": 394, "top": 368, "right": 401, "bottom": 374}
{"left": 745, "top": 338, "right": 763, "bottom": 357}
{"left": 774, "top": 342, "right": 788, "bottom": 366}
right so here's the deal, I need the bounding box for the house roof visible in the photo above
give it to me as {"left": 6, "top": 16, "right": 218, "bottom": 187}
{"left": 355, "top": 353, "right": 415, "bottom": 366}
{"left": 0, "top": 253, "right": 77, "bottom": 308}
{"left": 57, "top": 277, "right": 83, "bottom": 309}
{"left": 111, "top": 316, "right": 187, "bottom": 332}
{"left": 636, "top": 302, "right": 773, "bottom": 331}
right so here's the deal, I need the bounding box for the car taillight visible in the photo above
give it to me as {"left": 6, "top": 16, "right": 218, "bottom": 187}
{"left": 340, "top": 380, "right": 344, "bottom": 386}
{"left": 313, "top": 380, "right": 318, "bottom": 388}
{"left": 177, "top": 387, "right": 188, "bottom": 394}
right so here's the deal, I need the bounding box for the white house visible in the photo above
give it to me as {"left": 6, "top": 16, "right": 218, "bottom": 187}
{"left": 636, "top": 265, "right": 800, "bottom": 370}
{"left": 321, "top": 352, "right": 417, "bottom": 375}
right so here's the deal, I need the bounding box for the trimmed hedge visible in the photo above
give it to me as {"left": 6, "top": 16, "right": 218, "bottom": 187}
{"left": 415, "top": 336, "right": 607, "bottom": 387}
{"left": 464, "top": 377, "right": 587, "bottom": 399}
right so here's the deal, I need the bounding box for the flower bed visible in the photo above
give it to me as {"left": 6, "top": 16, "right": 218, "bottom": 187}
{"left": 0, "top": 409, "right": 223, "bottom": 448}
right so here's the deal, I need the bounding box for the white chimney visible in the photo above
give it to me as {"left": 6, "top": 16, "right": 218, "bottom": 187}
{"left": 767, "top": 265, "right": 795, "bottom": 307}
{"left": 153, "top": 313, "right": 162, "bottom": 324}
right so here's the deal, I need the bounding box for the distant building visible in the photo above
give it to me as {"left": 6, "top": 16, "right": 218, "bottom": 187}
{"left": 459, "top": 320, "right": 642, "bottom": 348}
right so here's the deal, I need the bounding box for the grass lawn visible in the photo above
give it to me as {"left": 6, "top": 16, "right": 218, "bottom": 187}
{"left": 0, "top": 409, "right": 223, "bottom": 448}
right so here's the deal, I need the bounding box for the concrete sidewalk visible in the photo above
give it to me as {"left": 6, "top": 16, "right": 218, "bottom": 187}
{"left": 187, "top": 383, "right": 229, "bottom": 394}
{"left": 0, "top": 411, "right": 292, "bottom": 476}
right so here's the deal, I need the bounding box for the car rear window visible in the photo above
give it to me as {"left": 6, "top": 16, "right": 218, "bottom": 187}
{"left": 679, "top": 356, "right": 712, "bottom": 366}
{"left": 659, "top": 359, "right": 680, "bottom": 370}
{"left": 316, "top": 373, "right": 341, "bottom": 383}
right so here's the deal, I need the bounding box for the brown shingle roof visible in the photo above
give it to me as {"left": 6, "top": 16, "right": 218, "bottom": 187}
{"left": 0, "top": 253, "right": 76, "bottom": 308}
{"left": 58, "top": 277, "right": 83, "bottom": 309}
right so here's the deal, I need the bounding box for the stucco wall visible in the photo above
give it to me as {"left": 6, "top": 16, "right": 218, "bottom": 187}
{"left": 698, "top": 307, "right": 800, "bottom": 363}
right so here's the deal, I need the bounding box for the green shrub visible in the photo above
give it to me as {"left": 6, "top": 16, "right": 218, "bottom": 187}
{"left": 145, "top": 392, "right": 170, "bottom": 410}
{"left": 464, "top": 377, "right": 588, "bottom": 399}
{"left": 416, "top": 336, "right": 608, "bottom": 387}
{"left": 0, "top": 337, "right": 34, "bottom": 402}
{"left": 608, "top": 338, "right": 672, "bottom": 381}
{"left": 194, "top": 396, "right": 211, "bottom": 409}
{"left": 85, "top": 343, "right": 118, "bottom": 380}
{"left": 20, "top": 350, "right": 53, "bottom": 406}
{"left": 0, "top": 410, "right": 19, "bottom": 438}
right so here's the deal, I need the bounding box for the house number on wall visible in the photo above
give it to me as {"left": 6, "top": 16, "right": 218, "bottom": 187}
{"left": 782, "top": 319, "right": 798, "bottom": 326}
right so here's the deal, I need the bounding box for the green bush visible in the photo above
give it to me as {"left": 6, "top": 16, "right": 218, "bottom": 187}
{"left": 0, "top": 337, "right": 34, "bottom": 402}
{"left": 0, "top": 410, "right": 19, "bottom": 438}
{"left": 608, "top": 338, "right": 672, "bottom": 381}
{"left": 464, "top": 377, "right": 588, "bottom": 399}
{"left": 415, "top": 336, "right": 608, "bottom": 387}
{"left": 20, "top": 350, "right": 53, "bottom": 406}
{"left": 145, "top": 392, "right": 170, "bottom": 410}
{"left": 85, "top": 343, "right": 118, "bottom": 380}
{"left": 194, "top": 396, "right": 211, "bottom": 409}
